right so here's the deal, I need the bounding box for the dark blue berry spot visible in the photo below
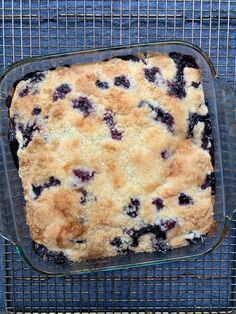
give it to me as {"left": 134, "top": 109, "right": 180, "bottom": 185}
{"left": 32, "top": 241, "right": 68, "bottom": 264}
{"left": 73, "top": 169, "right": 95, "bottom": 182}
{"left": 192, "top": 81, "right": 201, "bottom": 88}
{"left": 149, "top": 104, "right": 174, "bottom": 133}
{"left": 110, "top": 237, "right": 122, "bottom": 247}
{"left": 72, "top": 96, "right": 93, "bottom": 117}
{"left": 23, "top": 71, "right": 45, "bottom": 84}
{"left": 168, "top": 52, "right": 199, "bottom": 99}
{"left": 123, "top": 198, "right": 140, "bottom": 218}
{"left": 6, "top": 95, "right": 12, "bottom": 108}
{"left": 19, "top": 86, "right": 30, "bottom": 97}
{"left": 53, "top": 83, "right": 71, "bottom": 102}
{"left": 116, "top": 55, "right": 140, "bottom": 62}
{"left": 161, "top": 219, "right": 177, "bottom": 231}
{"left": 144, "top": 67, "right": 160, "bottom": 83}
{"left": 186, "top": 232, "right": 206, "bottom": 244}
{"left": 32, "top": 176, "right": 61, "bottom": 200}
{"left": 178, "top": 193, "right": 193, "bottom": 205}
{"left": 32, "top": 107, "right": 41, "bottom": 116}
{"left": 103, "top": 109, "right": 123, "bottom": 140}
{"left": 95, "top": 80, "right": 109, "bottom": 90}
{"left": 152, "top": 197, "right": 164, "bottom": 211}
{"left": 161, "top": 150, "right": 170, "bottom": 160}
{"left": 130, "top": 224, "right": 167, "bottom": 248}
{"left": 152, "top": 238, "right": 169, "bottom": 253}
{"left": 18, "top": 121, "right": 40, "bottom": 149}
{"left": 114, "top": 75, "right": 130, "bottom": 89}
{"left": 201, "top": 172, "right": 215, "bottom": 195}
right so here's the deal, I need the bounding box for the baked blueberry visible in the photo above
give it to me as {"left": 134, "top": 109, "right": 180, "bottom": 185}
{"left": 19, "top": 86, "right": 30, "bottom": 97}
{"left": 152, "top": 238, "right": 169, "bottom": 253}
{"left": 152, "top": 197, "right": 164, "bottom": 211}
{"left": 168, "top": 52, "right": 199, "bottom": 99}
{"left": 18, "top": 121, "right": 40, "bottom": 148}
{"left": 73, "top": 169, "right": 95, "bottom": 182}
{"left": 123, "top": 198, "right": 140, "bottom": 218}
{"left": 161, "top": 219, "right": 176, "bottom": 231}
{"left": 103, "top": 109, "right": 123, "bottom": 140}
{"left": 116, "top": 55, "right": 140, "bottom": 62}
{"left": 32, "top": 241, "right": 68, "bottom": 264}
{"left": 144, "top": 67, "right": 160, "bottom": 83}
{"left": 95, "top": 80, "right": 109, "bottom": 90}
{"left": 110, "top": 237, "right": 122, "bottom": 247}
{"left": 186, "top": 232, "right": 206, "bottom": 244}
{"left": 72, "top": 96, "right": 93, "bottom": 117}
{"left": 23, "top": 71, "right": 45, "bottom": 84}
{"left": 6, "top": 95, "right": 12, "bottom": 108}
{"left": 32, "top": 107, "right": 41, "bottom": 116}
{"left": 201, "top": 172, "right": 215, "bottom": 194}
{"left": 32, "top": 176, "right": 61, "bottom": 199}
{"left": 114, "top": 75, "right": 130, "bottom": 88}
{"left": 192, "top": 81, "right": 201, "bottom": 88}
{"left": 53, "top": 83, "right": 71, "bottom": 102}
{"left": 178, "top": 193, "right": 193, "bottom": 205}
{"left": 130, "top": 224, "right": 167, "bottom": 248}
{"left": 161, "top": 150, "right": 170, "bottom": 160}
{"left": 149, "top": 104, "right": 174, "bottom": 133}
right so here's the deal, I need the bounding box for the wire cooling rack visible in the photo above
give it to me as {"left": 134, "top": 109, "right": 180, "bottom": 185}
{"left": 1, "top": 0, "right": 236, "bottom": 313}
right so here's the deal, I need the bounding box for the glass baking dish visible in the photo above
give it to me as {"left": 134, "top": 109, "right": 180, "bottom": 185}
{"left": 0, "top": 41, "right": 235, "bottom": 276}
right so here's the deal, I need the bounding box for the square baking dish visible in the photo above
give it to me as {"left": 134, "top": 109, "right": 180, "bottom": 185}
{"left": 0, "top": 41, "right": 235, "bottom": 276}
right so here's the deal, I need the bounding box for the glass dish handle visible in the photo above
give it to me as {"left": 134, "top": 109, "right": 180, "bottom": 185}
{"left": 214, "top": 78, "right": 236, "bottom": 219}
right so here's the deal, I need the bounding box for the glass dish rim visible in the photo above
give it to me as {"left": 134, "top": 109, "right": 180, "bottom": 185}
{"left": 0, "top": 40, "right": 229, "bottom": 277}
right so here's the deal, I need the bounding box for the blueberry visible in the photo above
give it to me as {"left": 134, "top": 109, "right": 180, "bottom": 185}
{"left": 23, "top": 71, "right": 45, "bottom": 84}
{"left": 95, "top": 80, "right": 109, "bottom": 90}
{"left": 178, "top": 193, "right": 193, "bottom": 205}
{"left": 186, "top": 232, "right": 206, "bottom": 244}
{"left": 6, "top": 95, "right": 12, "bottom": 108}
{"left": 167, "top": 81, "right": 186, "bottom": 99}
{"left": 8, "top": 118, "right": 16, "bottom": 142}
{"left": 73, "top": 169, "right": 95, "bottom": 182}
{"left": 161, "top": 150, "right": 170, "bottom": 160}
{"left": 116, "top": 55, "right": 140, "bottom": 62}
{"left": 53, "top": 83, "right": 71, "bottom": 102}
{"left": 144, "top": 67, "right": 160, "bottom": 83}
{"left": 44, "top": 176, "right": 61, "bottom": 188}
{"left": 152, "top": 197, "right": 164, "bottom": 211}
{"left": 152, "top": 238, "right": 169, "bottom": 253}
{"left": 110, "top": 237, "right": 122, "bottom": 247}
{"left": 149, "top": 104, "right": 174, "bottom": 133}
{"left": 201, "top": 172, "right": 215, "bottom": 194}
{"left": 161, "top": 219, "right": 176, "bottom": 231}
{"left": 63, "top": 64, "right": 71, "bottom": 68}
{"left": 32, "top": 176, "right": 61, "bottom": 200}
{"left": 72, "top": 96, "right": 93, "bottom": 117}
{"left": 32, "top": 241, "right": 68, "bottom": 264}
{"left": 114, "top": 75, "right": 130, "bottom": 88}
{"left": 169, "top": 52, "right": 199, "bottom": 69}
{"left": 80, "top": 188, "right": 88, "bottom": 204}
{"left": 130, "top": 224, "right": 166, "bottom": 248}
{"left": 18, "top": 121, "right": 40, "bottom": 149}
{"left": 168, "top": 52, "right": 198, "bottom": 99}
{"left": 192, "top": 81, "right": 201, "bottom": 88}
{"left": 19, "top": 86, "right": 30, "bottom": 97}
{"left": 124, "top": 198, "right": 140, "bottom": 218}
{"left": 187, "top": 112, "right": 213, "bottom": 155}
{"left": 103, "top": 109, "right": 123, "bottom": 140}
{"left": 32, "top": 107, "right": 41, "bottom": 116}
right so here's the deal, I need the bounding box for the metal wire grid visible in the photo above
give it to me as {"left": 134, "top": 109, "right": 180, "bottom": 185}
{"left": 0, "top": 0, "right": 236, "bottom": 313}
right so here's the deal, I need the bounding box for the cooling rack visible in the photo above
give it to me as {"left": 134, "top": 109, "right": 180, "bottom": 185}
{"left": 0, "top": 0, "right": 236, "bottom": 313}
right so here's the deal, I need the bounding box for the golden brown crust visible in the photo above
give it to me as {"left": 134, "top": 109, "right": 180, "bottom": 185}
{"left": 10, "top": 52, "right": 215, "bottom": 261}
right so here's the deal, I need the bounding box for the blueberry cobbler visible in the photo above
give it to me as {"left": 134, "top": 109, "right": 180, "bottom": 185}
{"left": 8, "top": 52, "right": 215, "bottom": 263}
